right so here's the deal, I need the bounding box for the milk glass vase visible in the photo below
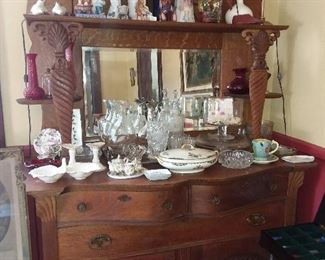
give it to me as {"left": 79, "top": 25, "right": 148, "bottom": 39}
{"left": 225, "top": 0, "right": 253, "bottom": 24}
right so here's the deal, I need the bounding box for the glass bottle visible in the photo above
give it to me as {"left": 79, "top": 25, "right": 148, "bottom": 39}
{"left": 227, "top": 68, "right": 249, "bottom": 94}
{"left": 41, "top": 68, "right": 52, "bottom": 98}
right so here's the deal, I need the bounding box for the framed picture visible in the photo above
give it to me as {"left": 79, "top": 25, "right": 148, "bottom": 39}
{"left": 180, "top": 49, "right": 221, "bottom": 94}
{"left": 0, "top": 148, "right": 31, "bottom": 260}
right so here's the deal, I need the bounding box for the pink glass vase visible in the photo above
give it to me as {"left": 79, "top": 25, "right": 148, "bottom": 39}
{"left": 227, "top": 67, "right": 249, "bottom": 95}
{"left": 24, "top": 53, "right": 45, "bottom": 99}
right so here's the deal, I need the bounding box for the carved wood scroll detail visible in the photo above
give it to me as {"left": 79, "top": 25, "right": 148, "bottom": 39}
{"left": 31, "top": 22, "right": 83, "bottom": 142}
{"left": 35, "top": 196, "right": 56, "bottom": 223}
{"left": 285, "top": 171, "right": 305, "bottom": 225}
{"left": 242, "top": 30, "right": 280, "bottom": 70}
{"left": 242, "top": 30, "right": 280, "bottom": 138}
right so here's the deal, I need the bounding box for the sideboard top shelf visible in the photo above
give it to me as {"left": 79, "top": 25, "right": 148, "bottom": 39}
{"left": 24, "top": 14, "right": 289, "bottom": 33}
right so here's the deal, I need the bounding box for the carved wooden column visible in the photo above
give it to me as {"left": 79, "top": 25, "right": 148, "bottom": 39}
{"left": 284, "top": 171, "right": 305, "bottom": 225}
{"left": 242, "top": 29, "right": 280, "bottom": 138}
{"left": 29, "top": 21, "right": 83, "bottom": 143}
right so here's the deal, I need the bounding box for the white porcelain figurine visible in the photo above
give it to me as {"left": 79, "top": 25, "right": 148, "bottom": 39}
{"left": 30, "top": 0, "right": 48, "bottom": 15}
{"left": 52, "top": 1, "right": 68, "bottom": 15}
{"left": 107, "top": 0, "right": 121, "bottom": 19}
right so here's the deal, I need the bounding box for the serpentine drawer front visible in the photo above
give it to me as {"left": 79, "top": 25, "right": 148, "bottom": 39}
{"left": 191, "top": 172, "right": 288, "bottom": 215}
{"left": 57, "top": 187, "right": 187, "bottom": 223}
{"left": 57, "top": 199, "right": 285, "bottom": 259}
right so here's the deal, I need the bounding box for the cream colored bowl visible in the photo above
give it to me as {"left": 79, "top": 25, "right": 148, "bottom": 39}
{"left": 157, "top": 145, "right": 218, "bottom": 174}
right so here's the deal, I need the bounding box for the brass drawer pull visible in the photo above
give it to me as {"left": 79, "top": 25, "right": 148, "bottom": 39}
{"left": 210, "top": 195, "right": 221, "bottom": 206}
{"left": 246, "top": 213, "right": 266, "bottom": 226}
{"left": 118, "top": 194, "right": 132, "bottom": 202}
{"left": 77, "top": 202, "right": 87, "bottom": 212}
{"left": 89, "top": 234, "right": 111, "bottom": 249}
{"left": 161, "top": 200, "right": 173, "bottom": 210}
{"left": 269, "top": 183, "right": 278, "bottom": 192}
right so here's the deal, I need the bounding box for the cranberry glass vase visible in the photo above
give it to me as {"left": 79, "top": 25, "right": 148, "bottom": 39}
{"left": 23, "top": 53, "right": 45, "bottom": 99}
{"left": 227, "top": 68, "right": 249, "bottom": 95}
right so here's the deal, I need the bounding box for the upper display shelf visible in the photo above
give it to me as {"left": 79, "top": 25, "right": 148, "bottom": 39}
{"left": 24, "top": 14, "right": 288, "bottom": 33}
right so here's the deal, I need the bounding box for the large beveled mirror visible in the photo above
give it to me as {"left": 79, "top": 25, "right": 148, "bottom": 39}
{"left": 82, "top": 47, "right": 221, "bottom": 136}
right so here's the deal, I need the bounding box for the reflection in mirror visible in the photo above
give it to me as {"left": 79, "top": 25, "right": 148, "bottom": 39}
{"left": 82, "top": 47, "right": 221, "bottom": 136}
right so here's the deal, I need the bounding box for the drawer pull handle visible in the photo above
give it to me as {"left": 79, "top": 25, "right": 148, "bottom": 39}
{"left": 89, "top": 234, "right": 111, "bottom": 249}
{"left": 269, "top": 183, "right": 278, "bottom": 192}
{"left": 210, "top": 195, "right": 221, "bottom": 206}
{"left": 77, "top": 202, "right": 87, "bottom": 212}
{"left": 246, "top": 213, "right": 266, "bottom": 226}
{"left": 118, "top": 194, "right": 131, "bottom": 202}
{"left": 162, "top": 200, "right": 173, "bottom": 211}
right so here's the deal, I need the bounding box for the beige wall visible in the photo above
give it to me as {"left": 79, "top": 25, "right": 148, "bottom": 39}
{"left": 1, "top": 1, "right": 324, "bottom": 147}
{"left": 0, "top": 0, "right": 43, "bottom": 146}
{"left": 265, "top": 0, "right": 325, "bottom": 147}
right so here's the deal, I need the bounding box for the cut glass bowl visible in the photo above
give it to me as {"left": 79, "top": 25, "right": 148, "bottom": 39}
{"left": 218, "top": 150, "right": 253, "bottom": 169}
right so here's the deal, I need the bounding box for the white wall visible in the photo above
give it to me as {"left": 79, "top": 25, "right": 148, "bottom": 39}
{"left": 0, "top": 0, "right": 42, "bottom": 146}
{"left": 265, "top": 0, "right": 325, "bottom": 146}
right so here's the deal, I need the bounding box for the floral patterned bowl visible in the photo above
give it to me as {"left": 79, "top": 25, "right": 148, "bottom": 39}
{"left": 157, "top": 145, "right": 218, "bottom": 174}
{"left": 33, "top": 128, "right": 62, "bottom": 159}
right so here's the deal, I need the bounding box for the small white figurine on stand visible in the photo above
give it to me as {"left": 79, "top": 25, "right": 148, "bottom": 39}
{"left": 86, "top": 142, "right": 106, "bottom": 170}
{"left": 107, "top": 0, "right": 121, "bottom": 19}
{"left": 52, "top": 1, "right": 68, "bottom": 15}
{"left": 30, "top": 0, "right": 48, "bottom": 15}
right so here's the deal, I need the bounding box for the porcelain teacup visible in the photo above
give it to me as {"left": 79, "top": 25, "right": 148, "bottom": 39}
{"left": 252, "top": 139, "right": 279, "bottom": 161}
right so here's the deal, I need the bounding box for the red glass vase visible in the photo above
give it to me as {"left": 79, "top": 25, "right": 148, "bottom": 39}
{"left": 23, "top": 53, "right": 45, "bottom": 100}
{"left": 227, "top": 68, "right": 249, "bottom": 95}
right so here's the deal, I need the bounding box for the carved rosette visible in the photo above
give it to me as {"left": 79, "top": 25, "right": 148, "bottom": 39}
{"left": 242, "top": 30, "right": 280, "bottom": 138}
{"left": 30, "top": 21, "right": 82, "bottom": 143}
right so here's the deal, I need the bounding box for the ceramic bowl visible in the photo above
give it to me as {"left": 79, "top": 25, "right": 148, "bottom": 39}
{"left": 29, "top": 158, "right": 66, "bottom": 183}
{"left": 67, "top": 162, "right": 103, "bottom": 180}
{"left": 218, "top": 150, "right": 254, "bottom": 169}
{"left": 157, "top": 145, "right": 218, "bottom": 174}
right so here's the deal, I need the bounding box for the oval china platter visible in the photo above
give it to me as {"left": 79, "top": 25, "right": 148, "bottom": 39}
{"left": 281, "top": 155, "right": 315, "bottom": 163}
{"left": 107, "top": 168, "right": 146, "bottom": 180}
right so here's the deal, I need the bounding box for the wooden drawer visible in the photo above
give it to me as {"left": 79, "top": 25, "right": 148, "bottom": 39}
{"left": 57, "top": 187, "right": 187, "bottom": 223}
{"left": 191, "top": 172, "right": 288, "bottom": 215}
{"left": 190, "top": 236, "right": 269, "bottom": 260}
{"left": 58, "top": 200, "right": 285, "bottom": 259}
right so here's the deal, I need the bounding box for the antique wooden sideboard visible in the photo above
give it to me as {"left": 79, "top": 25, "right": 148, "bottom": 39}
{"left": 25, "top": 161, "right": 315, "bottom": 260}
{"left": 22, "top": 0, "right": 288, "bottom": 142}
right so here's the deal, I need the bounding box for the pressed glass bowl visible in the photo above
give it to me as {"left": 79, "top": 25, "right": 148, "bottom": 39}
{"left": 218, "top": 150, "right": 253, "bottom": 169}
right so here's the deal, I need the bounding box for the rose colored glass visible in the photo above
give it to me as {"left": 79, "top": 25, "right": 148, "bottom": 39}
{"left": 227, "top": 68, "right": 249, "bottom": 95}
{"left": 23, "top": 53, "right": 45, "bottom": 99}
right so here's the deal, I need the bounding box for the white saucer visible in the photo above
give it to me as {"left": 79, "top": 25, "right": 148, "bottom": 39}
{"left": 253, "top": 155, "right": 279, "bottom": 165}
{"left": 281, "top": 155, "right": 315, "bottom": 163}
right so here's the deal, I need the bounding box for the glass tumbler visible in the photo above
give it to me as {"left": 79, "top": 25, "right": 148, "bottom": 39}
{"left": 146, "top": 119, "right": 169, "bottom": 157}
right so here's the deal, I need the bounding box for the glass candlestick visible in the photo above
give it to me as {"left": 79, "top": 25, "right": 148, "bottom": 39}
{"left": 86, "top": 142, "right": 106, "bottom": 170}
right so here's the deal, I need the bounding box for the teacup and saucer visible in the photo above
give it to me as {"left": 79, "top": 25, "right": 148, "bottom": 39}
{"left": 252, "top": 139, "right": 279, "bottom": 164}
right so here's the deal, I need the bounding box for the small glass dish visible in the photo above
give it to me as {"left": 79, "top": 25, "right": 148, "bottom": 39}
{"left": 218, "top": 150, "right": 253, "bottom": 169}
{"left": 144, "top": 169, "right": 172, "bottom": 181}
